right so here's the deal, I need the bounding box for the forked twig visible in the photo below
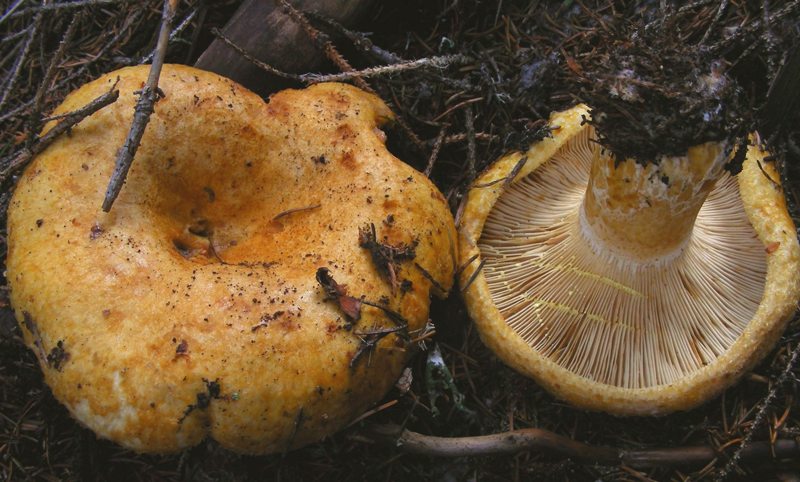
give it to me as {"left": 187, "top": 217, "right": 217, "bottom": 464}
{"left": 101, "top": 0, "right": 179, "bottom": 212}
{"left": 139, "top": 7, "right": 198, "bottom": 64}
{"left": 277, "top": 0, "right": 363, "bottom": 88}
{"left": 1, "top": 88, "right": 119, "bottom": 183}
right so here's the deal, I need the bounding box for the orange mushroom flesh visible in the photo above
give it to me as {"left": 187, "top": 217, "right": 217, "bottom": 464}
{"left": 459, "top": 105, "right": 800, "bottom": 414}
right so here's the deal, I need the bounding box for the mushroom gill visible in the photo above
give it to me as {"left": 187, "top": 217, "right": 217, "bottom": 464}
{"left": 458, "top": 105, "right": 800, "bottom": 415}
{"left": 480, "top": 122, "right": 766, "bottom": 389}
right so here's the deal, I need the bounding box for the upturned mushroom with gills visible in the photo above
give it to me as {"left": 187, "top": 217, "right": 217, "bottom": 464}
{"left": 458, "top": 104, "right": 800, "bottom": 415}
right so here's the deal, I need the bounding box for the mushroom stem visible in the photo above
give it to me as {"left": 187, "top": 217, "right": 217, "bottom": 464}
{"left": 580, "top": 141, "right": 727, "bottom": 263}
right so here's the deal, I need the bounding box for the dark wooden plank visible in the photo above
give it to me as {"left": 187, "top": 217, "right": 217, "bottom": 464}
{"left": 195, "top": 0, "right": 373, "bottom": 95}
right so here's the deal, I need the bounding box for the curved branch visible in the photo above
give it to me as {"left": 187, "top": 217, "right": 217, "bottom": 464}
{"left": 366, "top": 424, "right": 800, "bottom": 469}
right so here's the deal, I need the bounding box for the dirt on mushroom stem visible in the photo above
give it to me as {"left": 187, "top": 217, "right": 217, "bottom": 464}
{"left": 574, "top": 16, "right": 752, "bottom": 171}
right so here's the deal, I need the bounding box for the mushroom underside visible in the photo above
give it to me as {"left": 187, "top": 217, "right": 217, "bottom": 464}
{"left": 479, "top": 125, "right": 766, "bottom": 390}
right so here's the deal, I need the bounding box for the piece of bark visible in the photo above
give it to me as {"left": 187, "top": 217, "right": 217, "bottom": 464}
{"left": 195, "top": 0, "right": 373, "bottom": 95}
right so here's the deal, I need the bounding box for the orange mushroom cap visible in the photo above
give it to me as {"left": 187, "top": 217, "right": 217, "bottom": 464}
{"left": 7, "top": 64, "right": 456, "bottom": 453}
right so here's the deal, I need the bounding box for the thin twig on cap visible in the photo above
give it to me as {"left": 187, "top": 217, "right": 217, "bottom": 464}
{"left": 1, "top": 87, "right": 119, "bottom": 183}
{"left": 101, "top": 0, "right": 179, "bottom": 213}
{"left": 272, "top": 204, "right": 321, "bottom": 220}
{"left": 460, "top": 258, "right": 486, "bottom": 293}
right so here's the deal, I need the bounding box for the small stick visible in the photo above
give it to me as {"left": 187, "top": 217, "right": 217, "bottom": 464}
{"left": 139, "top": 7, "right": 198, "bottom": 64}
{"left": 464, "top": 105, "right": 477, "bottom": 183}
{"left": 360, "top": 300, "right": 409, "bottom": 328}
{"left": 700, "top": 0, "right": 728, "bottom": 45}
{"left": 717, "top": 341, "right": 800, "bottom": 479}
{"left": 210, "top": 27, "right": 302, "bottom": 81}
{"left": 0, "top": 97, "right": 33, "bottom": 123}
{"left": 7, "top": 0, "right": 126, "bottom": 19}
{"left": 709, "top": 1, "right": 799, "bottom": 53}
{"left": 366, "top": 424, "right": 800, "bottom": 469}
{"left": 282, "top": 407, "right": 305, "bottom": 456}
{"left": 438, "top": 132, "right": 498, "bottom": 145}
{"left": 353, "top": 325, "right": 407, "bottom": 337}
{"left": 367, "top": 424, "right": 617, "bottom": 464}
{"left": 278, "top": 0, "right": 363, "bottom": 88}
{"left": 279, "top": 0, "right": 426, "bottom": 153}
{"left": 424, "top": 127, "right": 447, "bottom": 177}
{"left": 102, "top": 0, "right": 179, "bottom": 212}
{"left": 272, "top": 204, "right": 321, "bottom": 220}
{"left": 29, "top": 14, "right": 82, "bottom": 141}
{"left": 0, "top": 11, "right": 42, "bottom": 113}
{"left": 471, "top": 177, "right": 506, "bottom": 189}
{"left": 472, "top": 155, "right": 527, "bottom": 189}
{"left": 346, "top": 399, "right": 398, "bottom": 428}
{"left": 0, "top": 0, "right": 25, "bottom": 26}
{"left": 454, "top": 253, "right": 479, "bottom": 278}
{"left": 1, "top": 88, "right": 119, "bottom": 183}
{"left": 301, "top": 55, "right": 470, "bottom": 83}
{"left": 183, "top": 2, "right": 208, "bottom": 64}
{"left": 755, "top": 159, "right": 781, "bottom": 189}
{"left": 0, "top": 26, "right": 30, "bottom": 46}
{"left": 460, "top": 259, "right": 486, "bottom": 293}
{"left": 413, "top": 262, "right": 447, "bottom": 296}
{"left": 676, "top": 0, "right": 716, "bottom": 14}
{"left": 305, "top": 10, "right": 403, "bottom": 64}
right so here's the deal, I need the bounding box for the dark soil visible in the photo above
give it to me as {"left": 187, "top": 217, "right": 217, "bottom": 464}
{"left": 1, "top": 1, "right": 799, "bottom": 481}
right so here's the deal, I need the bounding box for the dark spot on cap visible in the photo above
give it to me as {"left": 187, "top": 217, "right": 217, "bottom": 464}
{"left": 90, "top": 223, "right": 104, "bottom": 240}
{"left": 46, "top": 340, "right": 70, "bottom": 371}
{"left": 176, "top": 339, "right": 189, "bottom": 356}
